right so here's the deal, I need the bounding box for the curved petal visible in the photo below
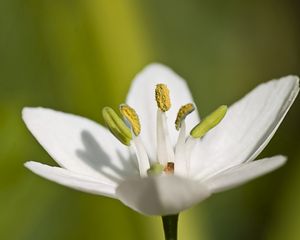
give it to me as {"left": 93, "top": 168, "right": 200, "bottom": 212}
{"left": 116, "top": 175, "right": 210, "bottom": 216}
{"left": 23, "top": 107, "right": 138, "bottom": 185}
{"left": 25, "top": 161, "right": 117, "bottom": 198}
{"left": 126, "top": 63, "right": 200, "bottom": 160}
{"left": 191, "top": 76, "right": 299, "bottom": 178}
{"left": 203, "top": 155, "right": 286, "bottom": 193}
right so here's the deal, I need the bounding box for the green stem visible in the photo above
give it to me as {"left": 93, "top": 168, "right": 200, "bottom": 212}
{"left": 162, "top": 214, "right": 179, "bottom": 240}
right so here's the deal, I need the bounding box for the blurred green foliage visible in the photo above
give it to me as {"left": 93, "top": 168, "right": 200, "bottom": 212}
{"left": 0, "top": 0, "right": 299, "bottom": 239}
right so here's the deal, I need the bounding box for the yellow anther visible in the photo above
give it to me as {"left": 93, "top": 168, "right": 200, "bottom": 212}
{"left": 155, "top": 84, "right": 171, "bottom": 112}
{"left": 175, "top": 103, "right": 195, "bottom": 130}
{"left": 190, "top": 105, "right": 227, "bottom": 139}
{"left": 119, "top": 104, "right": 141, "bottom": 136}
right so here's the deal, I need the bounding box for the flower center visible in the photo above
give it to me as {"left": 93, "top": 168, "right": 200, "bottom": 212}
{"left": 102, "top": 83, "right": 227, "bottom": 178}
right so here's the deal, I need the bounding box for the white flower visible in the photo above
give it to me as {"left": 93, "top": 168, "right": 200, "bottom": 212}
{"left": 23, "top": 63, "right": 299, "bottom": 216}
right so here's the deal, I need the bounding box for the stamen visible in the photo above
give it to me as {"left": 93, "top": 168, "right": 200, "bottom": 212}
{"left": 174, "top": 104, "right": 196, "bottom": 176}
{"left": 190, "top": 105, "right": 227, "bottom": 139}
{"left": 175, "top": 103, "right": 195, "bottom": 130}
{"left": 102, "top": 107, "right": 132, "bottom": 146}
{"left": 155, "top": 84, "right": 171, "bottom": 112}
{"left": 131, "top": 136, "right": 150, "bottom": 177}
{"left": 174, "top": 121, "right": 188, "bottom": 176}
{"left": 119, "top": 104, "right": 141, "bottom": 136}
{"left": 156, "top": 109, "right": 175, "bottom": 164}
{"left": 119, "top": 104, "right": 150, "bottom": 176}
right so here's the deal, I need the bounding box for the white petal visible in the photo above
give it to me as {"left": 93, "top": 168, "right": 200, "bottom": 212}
{"left": 126, "top": 63, "right": 200, "bottom": 160}
{"left": 25, "top": 161, "right": 117, "bottom": 198}
{"left": 191, "top": 76, "right": 299, "bottom": 178}
{"left": 23, "top": 107, "right": 137, "bottom": 185}
{"left": 204, "top": 155, "right": 286, "bottom": 193}
{"left": 116, "top": 175, "right": 210, "bottom": 216}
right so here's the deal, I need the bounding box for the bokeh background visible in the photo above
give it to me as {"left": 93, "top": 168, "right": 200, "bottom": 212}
{"left": 1, "top": 0, "right": 300, "bottom": 239}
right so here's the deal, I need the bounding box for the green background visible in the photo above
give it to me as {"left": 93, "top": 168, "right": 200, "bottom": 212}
{"left": 0, "top": 0, "right": 299, "bottom": 239}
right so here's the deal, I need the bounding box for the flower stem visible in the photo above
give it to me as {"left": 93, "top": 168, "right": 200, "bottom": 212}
{"left": 162, "top": 214, "right": 179, "bottom": 240}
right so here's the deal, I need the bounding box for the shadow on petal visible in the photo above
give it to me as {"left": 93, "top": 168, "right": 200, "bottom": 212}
{"left": 76, "top": 130, "right": 138, "bottom": 183}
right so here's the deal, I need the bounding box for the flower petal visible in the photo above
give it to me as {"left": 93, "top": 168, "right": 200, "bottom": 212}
{"left": 126, "top": 63, "right": 200, "bottom": 160}
{"left": 191, "top": 76, "right": 299, "bottom": 178}
{"left": 25, "top": 161, "right": 117, "bottom": 198}
{"left": 204, "top": 155, "right": 286, "bottom": 193}
{"left": 116, "top": 175, "right": 210, "bottom": 216}
{"left": 23, "top": 107, "right": 137, "bottom": 185}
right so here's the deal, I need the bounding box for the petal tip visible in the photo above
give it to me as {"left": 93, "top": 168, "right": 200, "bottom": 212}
{"left": 24, "top": 161, "right": 32, "bottom": 167}
{"left": 22, "top": 107, "right": 47, "bottom": 121}
{"left": 24, "top": 161, "right": 40, "bottom": 170}
{"left": 275, "top": 155, "right": 287, "bottom": 165}
{"left": 139, "top": 63, "right": 183, "bottom": 82}
{"left": 142, "top": 62, "right": 171, "bottom": 71}
{"left": 280, "top": 75, "right": 300, "bottom": 92}
{"left": 22, "top": 107, "right": 33, "bottom": 119}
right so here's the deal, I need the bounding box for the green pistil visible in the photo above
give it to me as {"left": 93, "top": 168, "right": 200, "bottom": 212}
{"left": 147, "top": 163, "right": 164, "bottom": 176}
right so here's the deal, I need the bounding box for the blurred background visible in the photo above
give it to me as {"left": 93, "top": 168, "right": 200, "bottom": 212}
{"left": 0, "top": 0, "right": 299, "bottom": 239}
